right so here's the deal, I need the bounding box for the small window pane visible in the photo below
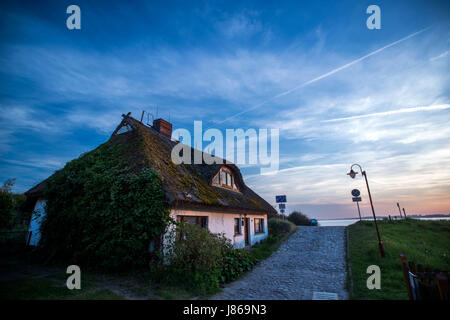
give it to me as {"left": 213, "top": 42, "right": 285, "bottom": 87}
{"left": 227, "top": 173, "right": 232, "bottom": 186}
{"left": 234, "top": 218, "right": 241, "bottom": 234}
{"left": 254, "top": 218, "right": 263, "bottom": 233}
{"left": 221, "top": 171, "right": 227, "bottom": 185}
{"left": 201, "top": 217, "right": 208, "bottom": 229}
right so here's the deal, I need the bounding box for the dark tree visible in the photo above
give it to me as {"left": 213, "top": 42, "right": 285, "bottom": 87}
{"left": 287, "top": 211, "right": 311, "bottom": 226}
{"left": 0, "top": 179, "right": 16, "bottom": 230}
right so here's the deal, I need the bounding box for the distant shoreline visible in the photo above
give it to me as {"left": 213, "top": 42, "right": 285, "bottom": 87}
{"left": 319, "top": 214, "right": 450, "bottom": 221}
{"left": 318, "top": 216, "right": 450, "bottom": 227}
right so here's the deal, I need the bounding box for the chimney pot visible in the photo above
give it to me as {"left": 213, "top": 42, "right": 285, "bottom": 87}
{"left": 153, "top": 118, "right": 172, "bottom": 138}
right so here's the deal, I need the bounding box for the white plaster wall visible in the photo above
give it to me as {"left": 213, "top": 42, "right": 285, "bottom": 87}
{"left": 28, "top": 199, "right": 46, "bottom": 246}
{"left": 169, "top": 209, "right": 268, "bottom": 249}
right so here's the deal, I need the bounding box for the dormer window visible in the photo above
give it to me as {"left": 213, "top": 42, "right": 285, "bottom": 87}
{"left": 212, "top": 167, "right": 239, "bottom": 191}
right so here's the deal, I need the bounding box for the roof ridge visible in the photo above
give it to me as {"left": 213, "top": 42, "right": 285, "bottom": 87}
{"left": 124, "top": 114, "right": 235, "bottom": 166}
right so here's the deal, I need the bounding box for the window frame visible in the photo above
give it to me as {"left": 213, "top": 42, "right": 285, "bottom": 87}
{"left": 254, "top": 218, "right": 264, "bottom": 234}
{"left": 211, "top": 166, "right": 240, "bottom": 192}
{"left": 177, "top": 215, "right": 208, "bottom": 230}
{"left": 234, "top": 218, "right": 242, "bottom": 235}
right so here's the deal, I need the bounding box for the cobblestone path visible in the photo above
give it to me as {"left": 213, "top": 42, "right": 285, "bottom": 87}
{"left": 210, "top": 226, "right": 349, "bottom": 300}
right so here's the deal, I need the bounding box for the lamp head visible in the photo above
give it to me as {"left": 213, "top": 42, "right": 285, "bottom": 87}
{"left": 347, "top": 169, "right": 357, "bottom": 179}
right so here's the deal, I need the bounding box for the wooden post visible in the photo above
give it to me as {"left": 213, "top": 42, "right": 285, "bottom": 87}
{"left": 402, "top": 208, "right": 407, "bottom": 218}
{"left": 400, "top": 254, "right": 413, "bottom": 300}
{"left": 436, "top": 273, "right": 448, "bottom": 300}
{"left": 397, "top": 202, "right": 404, "bottom": 219}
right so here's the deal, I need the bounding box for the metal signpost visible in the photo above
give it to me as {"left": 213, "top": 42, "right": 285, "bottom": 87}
{"left": 351, "top": 189, "right": 362, "bottom": 222}
{"left": 276, "top": 195, "right": 287, "bottom": 217}
{"left": 347, "top": 164, "right": 385, "bottom": 258}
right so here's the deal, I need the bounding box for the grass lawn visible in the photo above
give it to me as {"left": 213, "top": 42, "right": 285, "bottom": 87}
{"left": 0, "top": 273, "right": 124, "bottom": 300}
{"left": 348, "top": 219, "right": 450, "bottom": 300}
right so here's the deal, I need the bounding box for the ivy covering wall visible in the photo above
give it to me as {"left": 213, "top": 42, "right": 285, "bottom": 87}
{"left": 39, "top": 138, "right": 170, "bottom": 271}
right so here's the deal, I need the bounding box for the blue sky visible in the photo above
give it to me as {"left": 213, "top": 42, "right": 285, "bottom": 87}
{"left": 1, "top": 0, "right": 449, "bottom": 218}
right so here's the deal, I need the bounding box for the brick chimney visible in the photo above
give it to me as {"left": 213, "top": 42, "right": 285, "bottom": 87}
{"left": 153, "top": 118, "right": 172, "bottom": 138}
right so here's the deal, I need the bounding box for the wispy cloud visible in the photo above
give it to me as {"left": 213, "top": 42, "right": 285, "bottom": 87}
{"left": 215, "top": 26, "right": 432, "bottom": 124}
{"left": 0, "top": 158, "right": 65, "bottom": 170}
{"left": 322, "top": 104, "right": 450, "bottom": 123}
{"left": 430, "top": 50, "right": 449, "bottom": 61}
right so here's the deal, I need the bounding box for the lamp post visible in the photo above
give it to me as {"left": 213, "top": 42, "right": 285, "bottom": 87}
{"left": 347, "top": 164, "right": 385, "bottom": 258}
{"left": 356, "top": 201, "right": 362, "bottom": 222}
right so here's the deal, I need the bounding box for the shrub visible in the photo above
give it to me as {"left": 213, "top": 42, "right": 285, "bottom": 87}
{"left": 268, "top": 217, "right": 297, "bottom": 236}
{"left": 162, "top": 223, "right": 225, "bottom": 294}
{"left": 40, "top": 142, "right": 170, "bottom": 272}
{"left": 287, "top": 211, "right": 311, "bottom": 226}
{"left": 221, "top": 243, "right": 256, "bottom": 283}
{"left": 157, "top": 222, "right": 256, "bottom": 295}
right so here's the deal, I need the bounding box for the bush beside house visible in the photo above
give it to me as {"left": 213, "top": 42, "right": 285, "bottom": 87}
{"left": 268, "top": 217, "right": 297, "bottom": 236}
{"left": 153, "top": 217, "right": 297, "bottom": 295}
{"left": 152, "top": 222, "right": 256, "bottom": 295}
{"left": 287, "top": 211, "right": 311, "bottom": 226}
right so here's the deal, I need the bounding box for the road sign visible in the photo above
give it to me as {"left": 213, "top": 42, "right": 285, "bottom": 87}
{"left": 352, "top": 197, "right": 362, "bottom": 202}
{"left": 351, "top": 189, "right": 360, "bottom": 197}
{"left": 280, "top": 209, "right": 285, "bottom": 214}
{"left": 278, "top": 203, "right": 286, "bottom": 209}
{"left": 276, "top": 195, "right": 287, "bottom": 203}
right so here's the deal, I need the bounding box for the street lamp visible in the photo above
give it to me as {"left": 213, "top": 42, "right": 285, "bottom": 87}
{"left": 347, "top": 164, "right": 385, "bottom": 258}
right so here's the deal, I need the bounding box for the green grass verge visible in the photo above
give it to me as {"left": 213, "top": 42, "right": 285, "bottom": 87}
{"left": 0, "top": 274, "right": 124, "bottom": 300}
{"left": 348, "top": 219, "right": 450, "bottom": 300}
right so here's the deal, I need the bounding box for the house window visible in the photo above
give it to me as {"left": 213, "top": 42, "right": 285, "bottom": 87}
{"left": 177, "top": 216, "right": 208, "bottom": 229}
{"left": 254, "top": 218, "right": 264, "bottom": 234}
{"left": 212, "top": 167, "right": 239, "bottom": 191}
{"left": 234, "top": 218, "right": 241, "bottom": 235}
{"left": 176, "top": 215, "right": 208, "bottom": 240}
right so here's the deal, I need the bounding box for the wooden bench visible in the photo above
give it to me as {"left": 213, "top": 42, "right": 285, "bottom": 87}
{"left": 400, "top": 254, "right": 449, "bottom": 300}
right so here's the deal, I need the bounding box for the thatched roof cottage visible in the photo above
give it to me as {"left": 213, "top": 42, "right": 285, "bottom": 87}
{"left": 24, "top": 113, "right": 276, "bottom": 249}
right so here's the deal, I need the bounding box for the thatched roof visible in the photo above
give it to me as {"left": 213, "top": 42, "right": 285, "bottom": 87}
{"left": 25, "top": 114, "right": 277, "bottom": 215}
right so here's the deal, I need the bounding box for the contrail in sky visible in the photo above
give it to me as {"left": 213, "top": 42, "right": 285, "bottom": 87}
{"left": 215, "top": 26, "right": 432, "bottom": 124}
{"left": 322, "top": 104, "right": 450, "bottom": 122}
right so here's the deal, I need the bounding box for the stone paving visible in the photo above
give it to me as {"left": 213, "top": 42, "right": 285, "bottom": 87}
{"left": 210, "top": 226, "right": 349, "bottom": 300}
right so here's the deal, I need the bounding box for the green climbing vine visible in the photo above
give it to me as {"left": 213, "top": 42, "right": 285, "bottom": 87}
{"left": 40, "top": 141, "right": 170, "bottom": 272}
